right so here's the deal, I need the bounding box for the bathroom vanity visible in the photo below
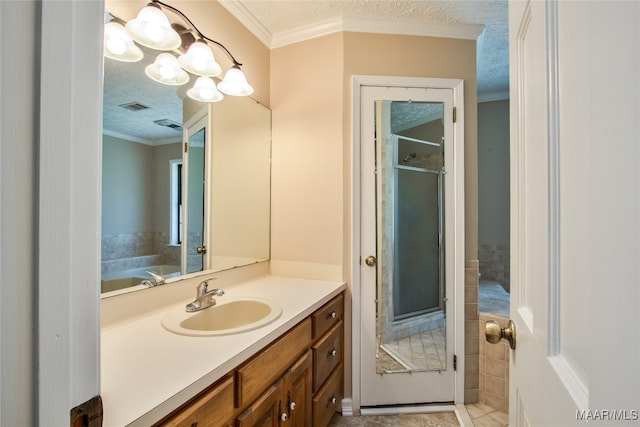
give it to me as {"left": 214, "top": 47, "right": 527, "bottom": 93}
{"left": 101, "top": 274, "right": 345, "bottom": 426}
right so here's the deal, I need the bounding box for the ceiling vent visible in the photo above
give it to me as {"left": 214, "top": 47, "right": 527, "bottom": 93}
{"left": 119, "top": 102, "right": 150, "bottom": 111}
{"left": 154, "top": 119, "right": 183, "bottom": 131}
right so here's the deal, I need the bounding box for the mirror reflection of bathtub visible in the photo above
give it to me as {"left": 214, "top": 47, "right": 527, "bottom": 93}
{"left": 101, "top": 264, "right": 181, "bottom": 296}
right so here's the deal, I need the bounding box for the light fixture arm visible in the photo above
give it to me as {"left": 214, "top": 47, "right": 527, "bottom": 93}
{"left": 151, "top": 0, "right": 243, "bottom": 67}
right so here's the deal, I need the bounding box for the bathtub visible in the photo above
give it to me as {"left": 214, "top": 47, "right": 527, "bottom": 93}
{"left": 101, "top": 264, "right": 181, "bottom": 294}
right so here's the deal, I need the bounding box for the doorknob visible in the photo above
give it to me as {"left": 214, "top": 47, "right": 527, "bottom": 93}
{"left": 485, "top": 320, "right": 516, "bottom": 350}
{"left": 196, "top": 246, "right": 207, "bottom": 254}
{"left": 365, "top": 255, "right": 377, "bottom": 267}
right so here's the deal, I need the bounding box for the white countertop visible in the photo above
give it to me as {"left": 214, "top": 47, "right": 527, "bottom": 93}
{"left": 101, "top": 275, "right": 345, "bottom": 426}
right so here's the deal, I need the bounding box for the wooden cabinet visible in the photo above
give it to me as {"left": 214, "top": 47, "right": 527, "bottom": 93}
{"left": 237, "top": 350, "right": 313, "bottom": 427}
{"left": 310, "top": 294, "right": 343, "bottom": 425}
{"left": 236, "top": 380, "right": 283, "bottom": 427}
{"left": 236, "top": 319, "right": 311, "bottom": 409}
{"left": 157, "top": 374, "right": 234, "bottom": 427}
{"left": 282, "top": 350, "right": 313, "bottom": 426}
{"left": 155, "top": 292, "right": 344, "bottom": 427}
{"left": 312, "top": 366, "right": 343, "bottom": 427}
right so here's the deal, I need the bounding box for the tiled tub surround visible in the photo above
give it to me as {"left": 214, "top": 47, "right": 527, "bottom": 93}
{"left": 478, "top": 281, "right": 509, "bottom": 318}
{"left": 101, "top": 272, "right": 345, "bottom": 426}
{"left": 101, "top": 232, "right": 181, "bottom": 275}
{"left": 478, "top": 244, "right": 510, "bottom": 291}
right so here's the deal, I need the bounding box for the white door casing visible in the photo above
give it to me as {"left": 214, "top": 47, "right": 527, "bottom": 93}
{"left": 508, "top": 1, "right": 640, "bottom": 425}
{"left": 351, "top": 76, "right": 465, "bottom": 411}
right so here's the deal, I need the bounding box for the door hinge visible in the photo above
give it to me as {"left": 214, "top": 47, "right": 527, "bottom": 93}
{"left": 71, "top": 396, "right": 103, "bottom": 427}
{"left": 184, "top": 142, "right": 188, "bottom": 153}
{"left": 453, "top": 354, "right": 457, "bottom": 371}
{"left": 452, "top": 107, "right": 457, "bottom": 123}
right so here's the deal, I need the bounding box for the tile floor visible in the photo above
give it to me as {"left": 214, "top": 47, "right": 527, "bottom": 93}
{"left": 328, "top": 403, "right": 508, "bottom": 427}
{"left": 357, "top": 281, "right": 510, "bottom": 425}
{"left": 378, "top": 327, "right": 447, "bottom": 372}
{"left": 328, "top": 411, "right": 459, "bottom": 426}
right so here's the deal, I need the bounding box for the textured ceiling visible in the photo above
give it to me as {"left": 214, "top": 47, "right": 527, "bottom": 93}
{"left": 103, "top": 1, "right": 509, "bottom": 142}
{"left": 230, "top": 0, "right": 509, "bottom": 99}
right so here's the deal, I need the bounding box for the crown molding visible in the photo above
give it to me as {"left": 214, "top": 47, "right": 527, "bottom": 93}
{"left": 103, "top": 128, "right": 181, "bottom": 146}
{"left": 219, "top": 0, "right": 273, "bottom": 47}
{"left": 220, "top": 0, "right": 485, "bottom": 50}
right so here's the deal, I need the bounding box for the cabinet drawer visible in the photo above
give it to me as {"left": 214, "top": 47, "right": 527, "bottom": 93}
{"left": 312, "top": 321, "right": 342, "bottom": 392}
{"left": 312, "top": 295, "right": 343, "bottom": 340}
{"left": 312, "top": 364, "right": 343, "bottom": 427}
{"left": 236, "top": 379, "right": 282, "bottom": 427}
{"left": 158, "top": 374, "right": 234, "bottom": 427}
{"left": 236, "top": 318, "right": 312, "bottom": 409}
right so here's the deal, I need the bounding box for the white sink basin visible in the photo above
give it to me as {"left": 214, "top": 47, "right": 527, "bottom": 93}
{"left": 161, "top": 297, "right": 282, "bottom": 337}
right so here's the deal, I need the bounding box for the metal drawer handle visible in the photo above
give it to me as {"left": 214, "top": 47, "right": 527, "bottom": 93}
{"left": 328, "top": 394, "right": 337, "bottom": 407}
{"left": 290, "top": 401, "right": 296, "bottom": 411}
{"left": 328, "top": 349, "right": 337, "bottom": 357}
{"left": 327, "top": 311, "right": 337, "bottom": 319}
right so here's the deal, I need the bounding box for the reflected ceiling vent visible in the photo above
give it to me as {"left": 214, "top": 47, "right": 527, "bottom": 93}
{"left": 119, "top": 101, "right": 149, "bottom": 111}
{"left": 154, "top": 119, "right": 183, "bottom": 131}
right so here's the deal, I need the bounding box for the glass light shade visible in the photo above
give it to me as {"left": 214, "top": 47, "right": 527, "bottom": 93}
{"left": 104, "top": 21, "right": 143, "bottom": 62}
{"left": 187, "top": 77, "right": 224, "bottom": 103}
{"left": 125, "top": 3, "right": 181, "bottom": 50}
{"left": 178, "top": 40, "right": 222, "bottom": 77}
{"left": 217, "top": 66, "right": 254, "bottom": 96}
{"left": 145, "top": 53, "right": 189, "bottom": 86}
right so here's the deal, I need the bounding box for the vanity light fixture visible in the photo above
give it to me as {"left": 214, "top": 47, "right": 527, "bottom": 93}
{"left": 104, "top": 19, "right": 143, "bottom": 62}
{"left": 218, "top": 65, "right": 254, "bottom": 97}
{"left": 187, "top": 77, "right": 224, "bottom": 103}
{"left": 145, "top": 52, "right": 190, "bottom": 86}
{"left": 125, "top": 2, "right": 181, "bottom": 51}
{"left": 178, "top": 39, "right": 222, "bottom": 77}
{"left": 104, "top": 0, "right": 253, "bottom": 103}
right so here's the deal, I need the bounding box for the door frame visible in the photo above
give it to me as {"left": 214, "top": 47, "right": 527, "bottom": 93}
{"left": 350, "top": 75, "right": 466, "bottom": 413}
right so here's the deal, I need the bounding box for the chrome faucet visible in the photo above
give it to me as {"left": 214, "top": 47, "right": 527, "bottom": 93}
{"left": 146, "top": 271, "right": 165, "bottom": 286}
{"left": 186, "top": 278, "right": 224, "bottom": 312}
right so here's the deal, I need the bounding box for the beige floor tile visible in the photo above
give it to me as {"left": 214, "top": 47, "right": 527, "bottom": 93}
{"left": 465, "top": 403, "right": 494, "bottom": 418}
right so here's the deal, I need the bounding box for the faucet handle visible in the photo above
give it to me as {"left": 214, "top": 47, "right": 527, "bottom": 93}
{"left": 197, "top": 277, "right": 217, "bottom": 296}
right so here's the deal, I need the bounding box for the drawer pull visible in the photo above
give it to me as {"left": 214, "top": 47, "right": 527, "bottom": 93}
{"left": 281, "top": 412, "right": 288, "bottom": 421}
{"left": 327, "top": 311, "right": 337, "bottom": 319}
{"left": 327, "top": 394, "right": 337, "bottom": 407}
{"left": 328, "top": 349, "right": 337, "bottom": 357}
{"left": 290, "top": 401, "right": 296, "bottom": 411}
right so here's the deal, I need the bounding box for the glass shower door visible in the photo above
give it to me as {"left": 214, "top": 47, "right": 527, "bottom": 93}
{"left": 394, "top": 166, "right": 442, "bottom": 319}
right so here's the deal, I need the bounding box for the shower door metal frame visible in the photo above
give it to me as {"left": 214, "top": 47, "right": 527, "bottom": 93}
{"left": 391, "top": 134, "right": 445, "bottom": 321}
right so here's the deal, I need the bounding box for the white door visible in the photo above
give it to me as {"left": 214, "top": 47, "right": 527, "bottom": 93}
{"left": 506, "top": 1, "right": 640, "bottom": 425}
{"left": 359, "top": 84, "right": 463, "bottom": 406}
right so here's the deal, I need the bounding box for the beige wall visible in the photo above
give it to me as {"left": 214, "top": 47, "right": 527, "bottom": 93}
{"left": 270, "top": 33, "right": 345, "bottom": 275}
{"left": 271, "top": 30, "right": 478, "bottom": 400}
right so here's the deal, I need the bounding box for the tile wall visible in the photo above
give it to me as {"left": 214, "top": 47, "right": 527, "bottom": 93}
{"left": 465, "top": 260, "right": 480, "bottom": 403}
{"left": 478, "top": 244, "right": 510, "bottom": 291}
{"left": 478, "top": 313, "right": 510, "bottom": 413}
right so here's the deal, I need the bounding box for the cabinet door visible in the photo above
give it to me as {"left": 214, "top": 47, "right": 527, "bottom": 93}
{"left": 158, "top": 375, "right": 234, "bottom": 427}
{"left": 282, "top": 350, "right": 312, "bottom": 427}
{"left": 236, "top": 380, "right": 283, "bottom": 427}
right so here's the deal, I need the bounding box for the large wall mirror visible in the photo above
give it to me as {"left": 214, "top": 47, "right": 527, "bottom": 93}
{"left": 100, "top": 28, "right": 270, "bottom": 297}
